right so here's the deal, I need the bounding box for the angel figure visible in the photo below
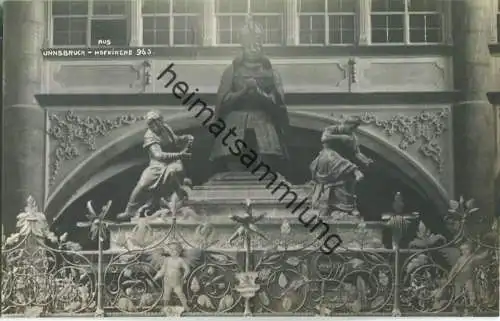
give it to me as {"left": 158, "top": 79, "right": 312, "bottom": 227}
{"left": 433, "top": 242, "right": 489, "bottom": 313}
{"left": 153, "top": 242, "right": 191, "bottom": 311}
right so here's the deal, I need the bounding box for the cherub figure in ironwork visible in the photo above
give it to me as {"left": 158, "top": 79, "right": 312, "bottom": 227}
{"left": 153, "top": 242, "right": 194, "bottom": 311}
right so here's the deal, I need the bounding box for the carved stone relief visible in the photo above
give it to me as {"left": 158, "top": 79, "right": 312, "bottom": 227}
{"left": 47, "top": 110, "right": 146, "bottom": 185}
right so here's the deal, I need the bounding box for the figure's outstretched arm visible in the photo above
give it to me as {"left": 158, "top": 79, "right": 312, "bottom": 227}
{"left": 153, "top": 263, "right": 166, "bottom": 281}
{"left": 182, "top": 260, "right": 191, "bottom": 279}
{"left": 149, "top": 144, "right": 188, "bottom": 162}
{"left": 176, "top": 135, "right": 194, "bottom": 152}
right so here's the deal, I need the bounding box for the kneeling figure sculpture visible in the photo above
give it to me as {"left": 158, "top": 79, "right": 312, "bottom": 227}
{"left": 118, "top": 111, "right": 194, "bottom": 221}
{"left": 310, "top": 119, "right": 372, "bottom": 219}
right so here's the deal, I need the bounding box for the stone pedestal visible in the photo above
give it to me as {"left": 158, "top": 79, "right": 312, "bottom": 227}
{"left": 109, "top": 176, "right": 386, "bottom": 251}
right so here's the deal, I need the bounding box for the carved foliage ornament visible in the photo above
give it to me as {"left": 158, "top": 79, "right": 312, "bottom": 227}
{"left": 333, "top": 109, "right": 449, "bottom": 172}
{"left": 47, "top": 110, "right": 146, "bottom": 185}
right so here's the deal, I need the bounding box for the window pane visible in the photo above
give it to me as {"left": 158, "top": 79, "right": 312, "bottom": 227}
{"left": 254, "top": 15, "right": 283, "bottom": 44}
{"left": 156, "top": 16, "right": 170, "bottom": 30}
{"left": 93, "top": 0, "right": 127, "bottom": 15}
{"left": 299, "top": 0, "right": 325, "bottom": 13}
{"left": 426, "top": 13, "right": 441, "bottom": 28}
{"left": 143, "top": 16, "right": 155, "bottom": 30}
{"left": 371, "top": 14, "right": 404, "bottom": 43}
{"left": 91, "top": 19, "right": 128, "bottom": 46}
{"left": 143, "top": 17, "right": 170, "bottom": 44}
{"left": 53, "top": 0, "right": 88, "bottom": 15}
{"left": 299, "top": 15, "right": 325, "bottom": 44}
{"left": 53, "top": 17, "right": 87, "bottom": 45}
{"left": 328, "top": 0, "right": 355, "bottom": 13}
{"left": 251, "top": 0, "right": 283, "bottom": 13}
{"left": 371, "top": 15, "right": 387, "bottom": 28}
{"left": 388, "top": 14, "right": 403, "bottom": 27}
{"left": 425, "top": 28, "right": 441, "bottom": 42}
{"left": 143, "top": 16, "right": 169, "bottom": 31}
{"left": 216, "top": 15, "right": 246, "bottom": 44}
{"left": 409, "top": 14, "right": 424, "bottom": 28}
{"left": 156, "top": 30, "right": 170, "bottom": 45}
{"left": 218, "top": 16, "right": 231, "bottom": 30}
{"left": 388, "top": 28, "right": 404, "bottom": 42}
{"left": 173, "top": 0, "right": 201, "bottom": 13}
{"left": 218, "top": 30, "right": 232, "bottom": 44}
{"left": 371, "top": 0, "right": 404, "bottom": 12}
{"left": 409, "top": 14, "right": 441, "bottom": 43}
{"left": 53, "top": 31, "right": 70, "bottom": 45}
{"left": 408, "top": 0, "right": 438, "bottom": 12}
{"left": 216, "top": 0, "right": 248, "bottom": 13}
{"left": 173, "top": 16, "right": 199, "bottom": 44}
{"left": 143, "top": 0, "right": 170, "bottom": 14}
{"left": 143, "top": 31, "right": 155, "bottom": 45}
{"left": 328, "top": 15, "right": 355, "bottom": 44}
{"left": 70, "top": 31, "right": 87, "bottom": 45}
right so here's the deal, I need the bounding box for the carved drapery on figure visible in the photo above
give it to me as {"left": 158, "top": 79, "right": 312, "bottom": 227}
{"left": 210, "top": 15, "right": 290, "bottom": 174}
{"left": 117, "top": 111, "right": 194, "bottom": 221}
{"left": 309, "top": 118, "right": 372, "bottom": 219}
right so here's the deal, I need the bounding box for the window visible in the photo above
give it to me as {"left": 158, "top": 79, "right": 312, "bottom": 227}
{"left": 371, "top": 0, "right": 442, "bottom": 44}
{"left": 298, "top": 0, "right": 356, "bottom": 45}
{"left": 142, "top": 0, "right": 202, "bottom": 46}
{"left": 215, "top": 0, "right": 284, "bottom": 45}
{"left": 52, "top": 0, "right": 130, "bottom": 46}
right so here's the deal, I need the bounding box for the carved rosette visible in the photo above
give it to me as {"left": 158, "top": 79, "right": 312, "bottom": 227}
{"left": 47, "top": 110, "right": 146, "bottom": 185}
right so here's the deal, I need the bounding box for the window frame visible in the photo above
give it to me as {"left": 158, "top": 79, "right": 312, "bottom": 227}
{"left": 49, "top": 0, "right": 132, "bottom": 47}
{"left": 297, "top": 0, "right": 358, "bottom": 47}
{"left": 214, "top": 0, "right": 284, "bottom": 47}
{"left": 141, "top": 0, "right": 202, "bottom": 47}
{"left": 370, "top": 0, "right": 444, "bottom": 45}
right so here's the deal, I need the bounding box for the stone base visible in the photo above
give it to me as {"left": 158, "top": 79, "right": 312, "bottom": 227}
{"left": 109, "top": 176, "right": 386, "bottom": 251}
{"left": 108, "top": 216, "right": 385, "bottom": 251}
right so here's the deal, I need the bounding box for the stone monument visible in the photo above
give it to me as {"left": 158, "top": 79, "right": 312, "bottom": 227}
{"left": 109, "top": 19, "right": 385, "bottom": 253}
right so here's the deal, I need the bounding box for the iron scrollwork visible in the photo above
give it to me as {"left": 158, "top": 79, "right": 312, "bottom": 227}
{"left": 1, "top": 194, "right": 498, "bottom": 317}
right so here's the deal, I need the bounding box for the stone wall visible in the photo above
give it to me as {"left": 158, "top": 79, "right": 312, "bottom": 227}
{"left": 43, "top": 56, "right": 452, "bottom": 94}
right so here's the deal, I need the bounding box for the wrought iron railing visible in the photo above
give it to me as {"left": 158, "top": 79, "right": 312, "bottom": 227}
{"left": 1, "top": 196, "right": 498, "bottom": 317}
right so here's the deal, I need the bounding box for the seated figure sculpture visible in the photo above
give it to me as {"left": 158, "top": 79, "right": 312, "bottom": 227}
{"left": 210, "top": 15, "right": 290, "bottom": 176}
{"left": 117, "top": 111, "right": 194, "bottom": 221}
{"left": 309, "top": 120, "right": 370, "bottom": 219}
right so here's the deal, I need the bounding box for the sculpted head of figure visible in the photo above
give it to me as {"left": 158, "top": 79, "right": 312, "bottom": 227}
{"left": 146, "top": 111, "right": 164, "bottom": 134}
{"left": 240, "top": 15, "right": 264, "bottom": 61}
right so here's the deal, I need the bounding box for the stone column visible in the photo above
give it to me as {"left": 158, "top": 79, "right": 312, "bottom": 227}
{"left": 452, "top": 0, "right": 496, "bottom": 226}
{"left": 203, "top": 0, "right": 216, "bottom": 46}
{"left": 285, "top": 0, "right": 298, "bottom": 45}
{"left": 2, "top": 0, "right": 46, "bottom": 233}
{"left": 130, "top": 0, "right": 143, "bottom": 46}
{"left": 357, "top": 0, "right": 371, "bottom": 45}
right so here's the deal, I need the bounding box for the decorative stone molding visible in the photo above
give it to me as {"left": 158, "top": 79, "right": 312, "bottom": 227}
{"left": 47, "top": 110, "right": 146, "bottom": 185}
{"left": 331, "top": 109, "right": 450, "bottom": 172}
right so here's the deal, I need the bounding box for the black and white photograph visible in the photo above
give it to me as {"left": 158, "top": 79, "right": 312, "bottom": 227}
{"left": 1, "top": 0, "right": 499, "bottom": 317}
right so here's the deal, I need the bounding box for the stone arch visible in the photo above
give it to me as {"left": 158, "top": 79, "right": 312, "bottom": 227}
{"left": 45, "top": 111, "right": 449, "bottom": 224}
